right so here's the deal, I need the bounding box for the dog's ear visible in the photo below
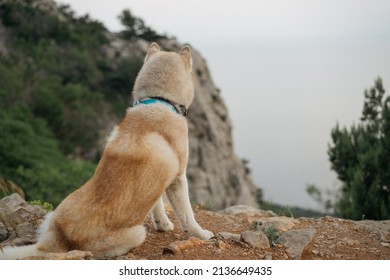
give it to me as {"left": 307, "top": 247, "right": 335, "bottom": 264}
{"left": 145, "top": 42, "right": 160, "bottom": 62}
{"left": 180, "top": 45, "right": 193, "bottom": 70}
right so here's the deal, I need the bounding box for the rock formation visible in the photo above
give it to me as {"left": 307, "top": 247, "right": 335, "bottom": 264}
{"left": 1, "top": 194, "right": 389, "bottom": 260}
{"left": 0, "top": 193, "right": 46, "bottom": 246}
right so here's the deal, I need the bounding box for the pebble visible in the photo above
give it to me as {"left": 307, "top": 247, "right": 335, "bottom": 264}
{"left": 0, "top": 222, "right": 7, "bottom": 242}
{"left": 217, "top": 232, "right": 240, "bottom": 241}
{"left": 240, "top": 231, "right": 270, "bottom": 249}
{"left": 163, "top": 237, "right": 205, "bottom": 255}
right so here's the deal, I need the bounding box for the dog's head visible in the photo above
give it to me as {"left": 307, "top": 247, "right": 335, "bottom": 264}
{"left": 132, "top": 43, "right": 195, "bottom": 109}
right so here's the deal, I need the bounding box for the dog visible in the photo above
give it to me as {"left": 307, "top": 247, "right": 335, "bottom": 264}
{"left": 0, "top": 42, "right": 213, "bottom": 259}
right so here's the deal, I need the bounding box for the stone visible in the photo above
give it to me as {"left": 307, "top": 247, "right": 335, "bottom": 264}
{"left": 257, "top": 216, "right": 299, "bottom": 232}
{"left": 217, "top": 240, "right": 227, "bottom": 250}
{"left": 277, "top": 228, "right": 317, "bottom": 260}
{"left": 0, "top": 193, "right": 45, "bottom": 229}
{"left": 111, "top": 254, "right": 136, "bottom": 260}
{"left": 5, "top": 208, "right": 32, "bottom": 228}
{"left": 216, "top": 232, "right": 240, "bottom": 241}
{"left": 0, "top": 194, "right": 46, "bottom": 247}
{"left": 215, "top": 249, "right": 223, "bottom": 255}
{"left": 254, "top": 216, "right": 299, "bottom": 233}
{"left": 0, "top": 222, "right": 7, "bottom": 242}
{"left": 341, "top": 237, "right": 359, "bottom": 246}
{"left": 163, "top": 237, "right": 205, "bottom": 255}
{"left": 25, "top": 250, "right": 93, "bottom": 260}
{"left": 0, "top": 193, "right": 27, "bottom": 211}
{"left": 221, "top": 205, "right": 274, "bottom": 217}
{"left": 240, "top": 231, "right": 270, "bottom": 249}
{"left": 16, "top": 223, "right": 37, "bottom": 243}
{"left": 357, "top": 220, "right": 390, "bottom": 243}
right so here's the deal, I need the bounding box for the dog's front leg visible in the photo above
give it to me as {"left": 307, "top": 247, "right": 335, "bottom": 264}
{"left": 166, "top": 173, "right": 214, "bottom": 240}
{"left": 151, "top": 196, "right": 174, "bottom": 232}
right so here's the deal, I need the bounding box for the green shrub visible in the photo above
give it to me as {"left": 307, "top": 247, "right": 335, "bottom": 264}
{"left": 328, "top": 78, "right": 390, "bottom": 219}
{"left": 28, "top": 200, "right": 54, "bottom": 212}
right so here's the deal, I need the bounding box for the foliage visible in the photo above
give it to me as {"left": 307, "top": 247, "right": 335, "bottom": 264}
{"left": 118, "top": 9, "right": 165, "bottom": 41}
{"left": 28, "top": 199, "right": 54, "bottom": 212}
{"left": 328, "top": 78, "right": 390, "bottom": 220}
{"left": 305, "top": 184, "right": 335, "bottom": 214}
{"left": 100, "top": 57, "right": 143, "bottom": 115}
{"left": 0, "top": 0, "right": 108, "bottom": 156}
{"left": 262, "top": 225, "right": 280, "bottom": 247}
{"left": 249, "top": 221, "right": 280, "bottom": 247}
{"left": 0, "top": 1, "right": 147, "bottom": 205}
{"left": 260, "top": 200, "right": 325, "bottom": 218}
{"left": 0, "top": 106, "right": 96, "bottom": 205}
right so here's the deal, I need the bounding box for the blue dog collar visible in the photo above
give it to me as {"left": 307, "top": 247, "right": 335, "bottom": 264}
{"left": 133, "top": 97, "right": 187, "bottom": 117}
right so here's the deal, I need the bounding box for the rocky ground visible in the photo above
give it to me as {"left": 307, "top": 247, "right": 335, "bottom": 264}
{"left": 1, "top": 194, "right": 389, "bottom": 260}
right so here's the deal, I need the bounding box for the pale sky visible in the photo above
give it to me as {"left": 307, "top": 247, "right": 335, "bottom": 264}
{"left": 59, "top": 0, "right": 390, "bottom": 210}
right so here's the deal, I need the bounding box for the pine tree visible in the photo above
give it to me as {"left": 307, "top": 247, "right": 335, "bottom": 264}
{"left": 328, "top": 78, "right": 390, "bottom": 220}
{"left": 118, "top": 9, "right": 164, "bottom": 41}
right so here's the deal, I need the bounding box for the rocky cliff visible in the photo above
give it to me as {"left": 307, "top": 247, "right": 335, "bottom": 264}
{"left": 0, "top": 0, "right": 259, "bottom": 209}
{"left": 102, "top": 37, "right": 259, "bottom": 209}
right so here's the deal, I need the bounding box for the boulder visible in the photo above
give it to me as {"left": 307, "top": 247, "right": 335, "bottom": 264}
{"left": 277, "top": 228, "right": 317, "bottom": 260}
{"left": 0, "top": 193, "right": 46, "bottom": 246}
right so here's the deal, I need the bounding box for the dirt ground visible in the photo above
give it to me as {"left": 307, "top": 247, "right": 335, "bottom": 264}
{"left": 124, "top": 206, "right": 390, "bottom": 260}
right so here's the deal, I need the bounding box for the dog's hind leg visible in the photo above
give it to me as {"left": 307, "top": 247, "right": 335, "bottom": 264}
{"left": 166, "top": 173, "right": 214, "bottom": 240}
{"left": 151, "top": 196, "right": 174, "bottom": 232}
{"left": 93, "top": 225, "right": 146, "bottom": 258}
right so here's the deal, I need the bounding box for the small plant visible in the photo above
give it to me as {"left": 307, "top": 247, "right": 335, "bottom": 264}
{"left": 0, "top": 177, "right": 25, "bottom": 199}
{"left": 262, "top": 225, "right": 280, "bottom": 247}
{"left": 28, "top": 200, "right": 54, "bottom": 212}
{"left": 249, "top": 221, "right": 280, "bottom": 246}
{"left": 286, "top": 206, "right": 294, "bottom": 219}
{"left": 249, "top": 220, "right": 262, "bottom": 231}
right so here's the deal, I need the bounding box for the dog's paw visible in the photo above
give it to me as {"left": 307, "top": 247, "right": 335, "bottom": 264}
{"left": 196, "top": 229, "right": 214, "bottom": 240}
{"left": 155, "top": 219, "right": 174, "bottom": 232}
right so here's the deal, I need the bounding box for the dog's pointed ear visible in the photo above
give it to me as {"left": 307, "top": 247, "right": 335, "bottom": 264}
{"left": 145, "top": 42, "right": 160, "bottom": 62}
{"left": 180, "top": 45, "right": 193, "bottom": 69}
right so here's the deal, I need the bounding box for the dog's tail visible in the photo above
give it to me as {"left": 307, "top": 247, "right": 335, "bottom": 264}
{"left": 0, "top": 243, "right": 41, "bottom": 260}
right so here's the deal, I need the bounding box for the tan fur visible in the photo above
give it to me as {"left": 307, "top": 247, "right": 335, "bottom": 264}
{"left": 133, "top": 43, "right": 195, "bottom": 108}
{"left": 0, "top": 43, "right": 212, "bottom": 260}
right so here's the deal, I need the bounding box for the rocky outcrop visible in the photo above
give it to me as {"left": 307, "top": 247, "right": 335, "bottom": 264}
{"left": 0, "top": 193, "right": 46, "bottom": 246}
{"left": 2, "top": 196, "right": 389, "bottom": 260}
{"left": 186, "top": 45, "right": 259, "bottom": 209}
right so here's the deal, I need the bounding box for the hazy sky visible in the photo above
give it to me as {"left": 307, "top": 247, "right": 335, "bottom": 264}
{"left": 59, "top": 0, "right": 390, "bottom": 210}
